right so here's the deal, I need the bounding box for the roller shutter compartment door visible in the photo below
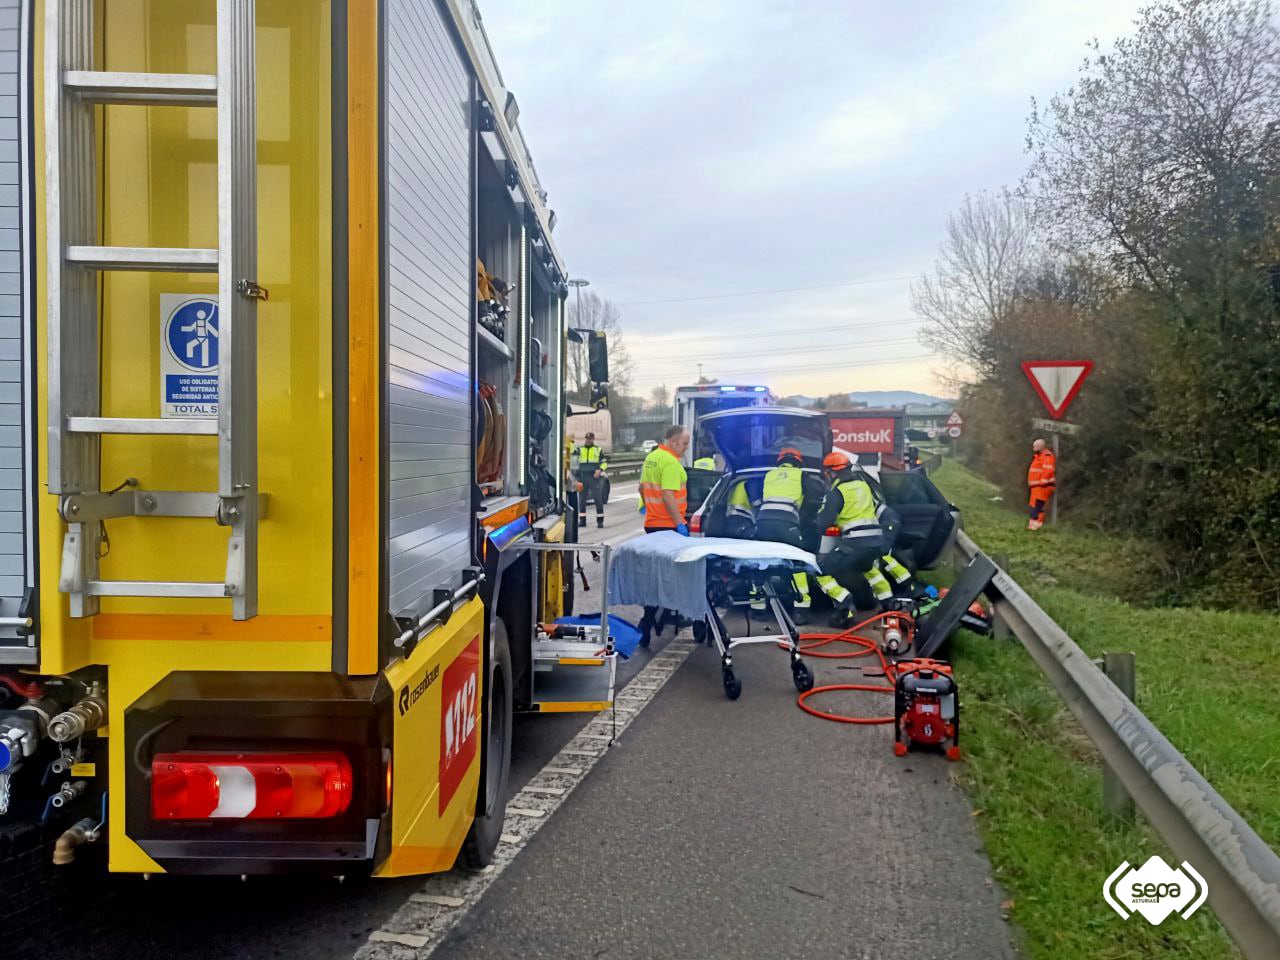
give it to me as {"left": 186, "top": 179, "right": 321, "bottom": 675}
{"left": 0, "top": 0, "right": 35, "bottom": 665}
{"left": 383, "top": 0, "right": 474, "bottom": 620}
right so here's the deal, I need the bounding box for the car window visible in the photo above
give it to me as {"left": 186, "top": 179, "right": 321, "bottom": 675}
{"left": 707, "top": 414, "right": 828, "bottom": 469}
{"left": 880, "top": 472, "right": 935, "bottom": 505}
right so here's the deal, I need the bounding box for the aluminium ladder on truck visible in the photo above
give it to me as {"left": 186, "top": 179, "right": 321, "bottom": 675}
{"left": 45, "top": 0, "right": 262, "bottom": 619}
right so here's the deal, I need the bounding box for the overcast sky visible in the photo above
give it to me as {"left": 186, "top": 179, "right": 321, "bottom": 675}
{"left": 480, "top": 0, "right": 1146, "bottom": 400}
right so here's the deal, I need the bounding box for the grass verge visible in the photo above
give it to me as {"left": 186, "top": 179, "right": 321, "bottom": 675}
{"left": 929, "top": 459, "right": 1279, "bottom": 960}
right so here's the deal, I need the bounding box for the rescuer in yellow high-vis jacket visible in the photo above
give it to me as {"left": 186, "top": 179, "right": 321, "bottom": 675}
{"left": 723, "top": 477, "right": 757, "bottom": 539}
{"left": 575, "top": 432, "right": 609, "bottom": 530}
{"left": 752, "top": 447, "right": 816, "bottom": 624}
{"left": 816, "top": 451, "right": 912, "bottom": 620}
{"left": 637, "top": 426, "right": 692, "bottom": 646}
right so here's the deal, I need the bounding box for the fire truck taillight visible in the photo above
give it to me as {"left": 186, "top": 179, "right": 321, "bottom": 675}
{"left": 151, "top": 752, "right": 354, "bottom": 820}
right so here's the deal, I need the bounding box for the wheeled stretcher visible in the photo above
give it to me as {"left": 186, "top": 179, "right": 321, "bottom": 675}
{"left": 703, "top": 558, "right": 815, "bottom": 700}
{"left": 606, "top": 531, "right": 819, "bottom": 700}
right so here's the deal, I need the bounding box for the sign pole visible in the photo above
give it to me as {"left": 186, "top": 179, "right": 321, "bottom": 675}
{"left": 1051, "top": 432, "right": 1060, "bottom": 526}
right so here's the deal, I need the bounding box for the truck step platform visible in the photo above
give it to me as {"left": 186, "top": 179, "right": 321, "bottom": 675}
{"left": 529, "top": 634, "right": 616, "bottom": 713}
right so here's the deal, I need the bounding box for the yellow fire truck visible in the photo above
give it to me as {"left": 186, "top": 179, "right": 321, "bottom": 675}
{"left": 0, "top": 0, "right": 613, "bottom": 914}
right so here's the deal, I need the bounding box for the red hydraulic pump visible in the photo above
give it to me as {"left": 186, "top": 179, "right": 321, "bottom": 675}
{"left": 892, "top": 658, "right": 960, "bottom": 760}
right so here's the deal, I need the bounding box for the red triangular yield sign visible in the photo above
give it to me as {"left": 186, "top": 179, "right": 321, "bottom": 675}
{"left": 1021, "top": 361, "right": 1093, "bottom": 419}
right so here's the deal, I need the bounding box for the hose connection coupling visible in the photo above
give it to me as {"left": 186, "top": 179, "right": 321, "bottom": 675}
{"left": 49, "top": 690, "right": 107, "bottom": 743}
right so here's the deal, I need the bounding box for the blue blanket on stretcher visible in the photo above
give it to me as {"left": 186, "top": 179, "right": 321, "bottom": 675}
{"left": 606, "top": 531, "right": 820, "bottom": 620}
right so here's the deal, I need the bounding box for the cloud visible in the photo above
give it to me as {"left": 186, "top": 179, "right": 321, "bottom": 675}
{"left": 476, "top": 0, "right": 1149, "bottom": 395}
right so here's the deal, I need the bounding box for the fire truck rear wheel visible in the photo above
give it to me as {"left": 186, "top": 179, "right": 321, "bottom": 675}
{"left": 461, "top": 618, "right": 513, "bottom": 869}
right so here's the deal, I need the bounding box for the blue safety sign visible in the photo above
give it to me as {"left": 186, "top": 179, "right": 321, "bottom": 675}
{"left": 160, "top": 294, "right": 220, "bottom": 418}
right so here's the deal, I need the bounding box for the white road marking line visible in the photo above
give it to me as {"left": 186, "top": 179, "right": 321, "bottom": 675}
{"left": 409, "top": 894, "right": 466, "bottom": 908}
{"left": 368, "top": 932, "right": 430, "bottom": 949}
{"left": 354, "top": 637, "right": 696, "bottom": 960}
{"left": 520, "top": 786, "right": 567, "bottom": 797}
{"left": 542, "top": 767, "right": 583, "bottom": 776}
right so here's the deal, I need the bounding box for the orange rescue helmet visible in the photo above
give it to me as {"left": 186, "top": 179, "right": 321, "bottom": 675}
{"left": 776, "top": 446, "right": 804, "bottom": 464}
{"left": 823, "top": 450, "right": 852, "bottom": 472}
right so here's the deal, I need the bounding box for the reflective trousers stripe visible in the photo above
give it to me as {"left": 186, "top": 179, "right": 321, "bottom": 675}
{"left": 840, "top": 524, "right": 881, "bottom": 538}
{"left": 882, "top": 554, "right": 911, "bottom": 583}
{"left": 864, "top": 566, "right": 892, "bottom": 601}
{"left": 760, "top": 499, "right": 799, "bottom": 516}
{"left": 815, "top": 575, "right": 849, "bottom": 604}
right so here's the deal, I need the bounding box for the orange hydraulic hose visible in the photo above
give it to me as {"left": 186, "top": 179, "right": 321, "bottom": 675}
{"left": 784, "top": 612, "right": 909, "bottom": 725}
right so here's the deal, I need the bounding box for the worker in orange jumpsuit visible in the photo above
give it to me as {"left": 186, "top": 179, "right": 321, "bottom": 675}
{"left": 1027, "top": 438, "right": 1056, "bottom": 530}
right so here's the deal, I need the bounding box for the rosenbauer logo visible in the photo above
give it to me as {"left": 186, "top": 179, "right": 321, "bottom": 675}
{"left": 438, "top": 636, "right": 481, "bottom": 814}
{"left": 1103, "top": 856, "right": 1208, "bottom": 925}
{"left": 397, "top": 664, "right": 440, "bottom": 716}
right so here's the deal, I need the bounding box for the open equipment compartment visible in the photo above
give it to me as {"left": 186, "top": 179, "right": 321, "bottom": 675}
{"left": 475, "top": 130, "right": 520, "bottom": 498}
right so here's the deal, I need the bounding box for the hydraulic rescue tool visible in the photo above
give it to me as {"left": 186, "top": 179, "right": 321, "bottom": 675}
{"left": 880, "top": 597, "right": 918, "bottom": 655}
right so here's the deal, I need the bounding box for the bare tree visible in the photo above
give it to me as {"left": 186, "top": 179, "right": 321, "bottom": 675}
{"left": 566, "top": 290, "right": 635, "bottom": 401}
{"left": 649, "top": 384, "right": 670, "bottom": 410}
{"left": 1024, "top": 0, "right": 1280, "bottom": 300}
{"left": 912, "top": 190, "right": 1034, "bottom": 377}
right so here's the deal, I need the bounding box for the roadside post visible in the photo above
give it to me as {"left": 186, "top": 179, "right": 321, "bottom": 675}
{"left": 1022, "top": 361, "right": 1093, "bottom": 527}
{"left": 990, "top": 553, "right": 1012, "bottom": 640}
{"left": 1096, "top": 651, "right": 1137, "bottom": 822}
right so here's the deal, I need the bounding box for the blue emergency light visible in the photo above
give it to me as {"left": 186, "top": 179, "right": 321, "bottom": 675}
{"left": 488, "top": 515, "right": 531, "bottom": 552}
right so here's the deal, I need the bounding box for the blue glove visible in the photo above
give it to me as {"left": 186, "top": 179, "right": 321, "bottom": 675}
{"left": 638, "top": 505, "right": 646, "bottom": 515}
{"left": 675, "top": 524, "right": 690, "bottom": 536}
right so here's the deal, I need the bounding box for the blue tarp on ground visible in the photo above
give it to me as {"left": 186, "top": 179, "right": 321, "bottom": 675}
{"left": 554, "top": 613, "right": 643, "bottom": 659}
{"left": 606, "top": 530, "right": 819, "bottom": 619}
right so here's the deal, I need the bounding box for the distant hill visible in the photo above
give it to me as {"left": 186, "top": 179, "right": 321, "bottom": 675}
{"left": 850, "top": 390, "right": 952, "bottom": 407}
{"left": 778, "top": 391, "right": 952, "bottom": 409}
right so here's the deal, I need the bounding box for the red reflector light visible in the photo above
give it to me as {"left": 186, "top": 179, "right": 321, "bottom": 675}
{"left": 151, "top": 752, "right": 354, "bottom": 820}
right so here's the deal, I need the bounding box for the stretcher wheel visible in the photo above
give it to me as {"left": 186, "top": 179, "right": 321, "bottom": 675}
{"left": 792, "top": 661, "right": 814, "bottom": 693}
{"left": 692, "top": 621, "right": 707, "bottom": 644}
{"left": 722, "top": 668, "right": 742, "bottom": 700}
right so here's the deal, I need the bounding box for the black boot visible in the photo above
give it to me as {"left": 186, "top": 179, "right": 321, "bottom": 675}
{"left": 597, "top": 516, "right": 605, "bottom": 529}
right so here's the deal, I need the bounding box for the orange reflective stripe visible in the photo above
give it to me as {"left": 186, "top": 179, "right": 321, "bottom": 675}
{"left": 639, "top": 483, "right": 686, "bottom": 527}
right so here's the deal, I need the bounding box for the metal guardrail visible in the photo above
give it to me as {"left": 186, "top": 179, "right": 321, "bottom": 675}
{"left": 608, "top": 464, "right": 642, "bottom": 482}
{"left": 920, "top": 454, "right": 942, "bottom": 476}
{"left": 955, "top": 530, "right": 1280, "bottom": 958}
